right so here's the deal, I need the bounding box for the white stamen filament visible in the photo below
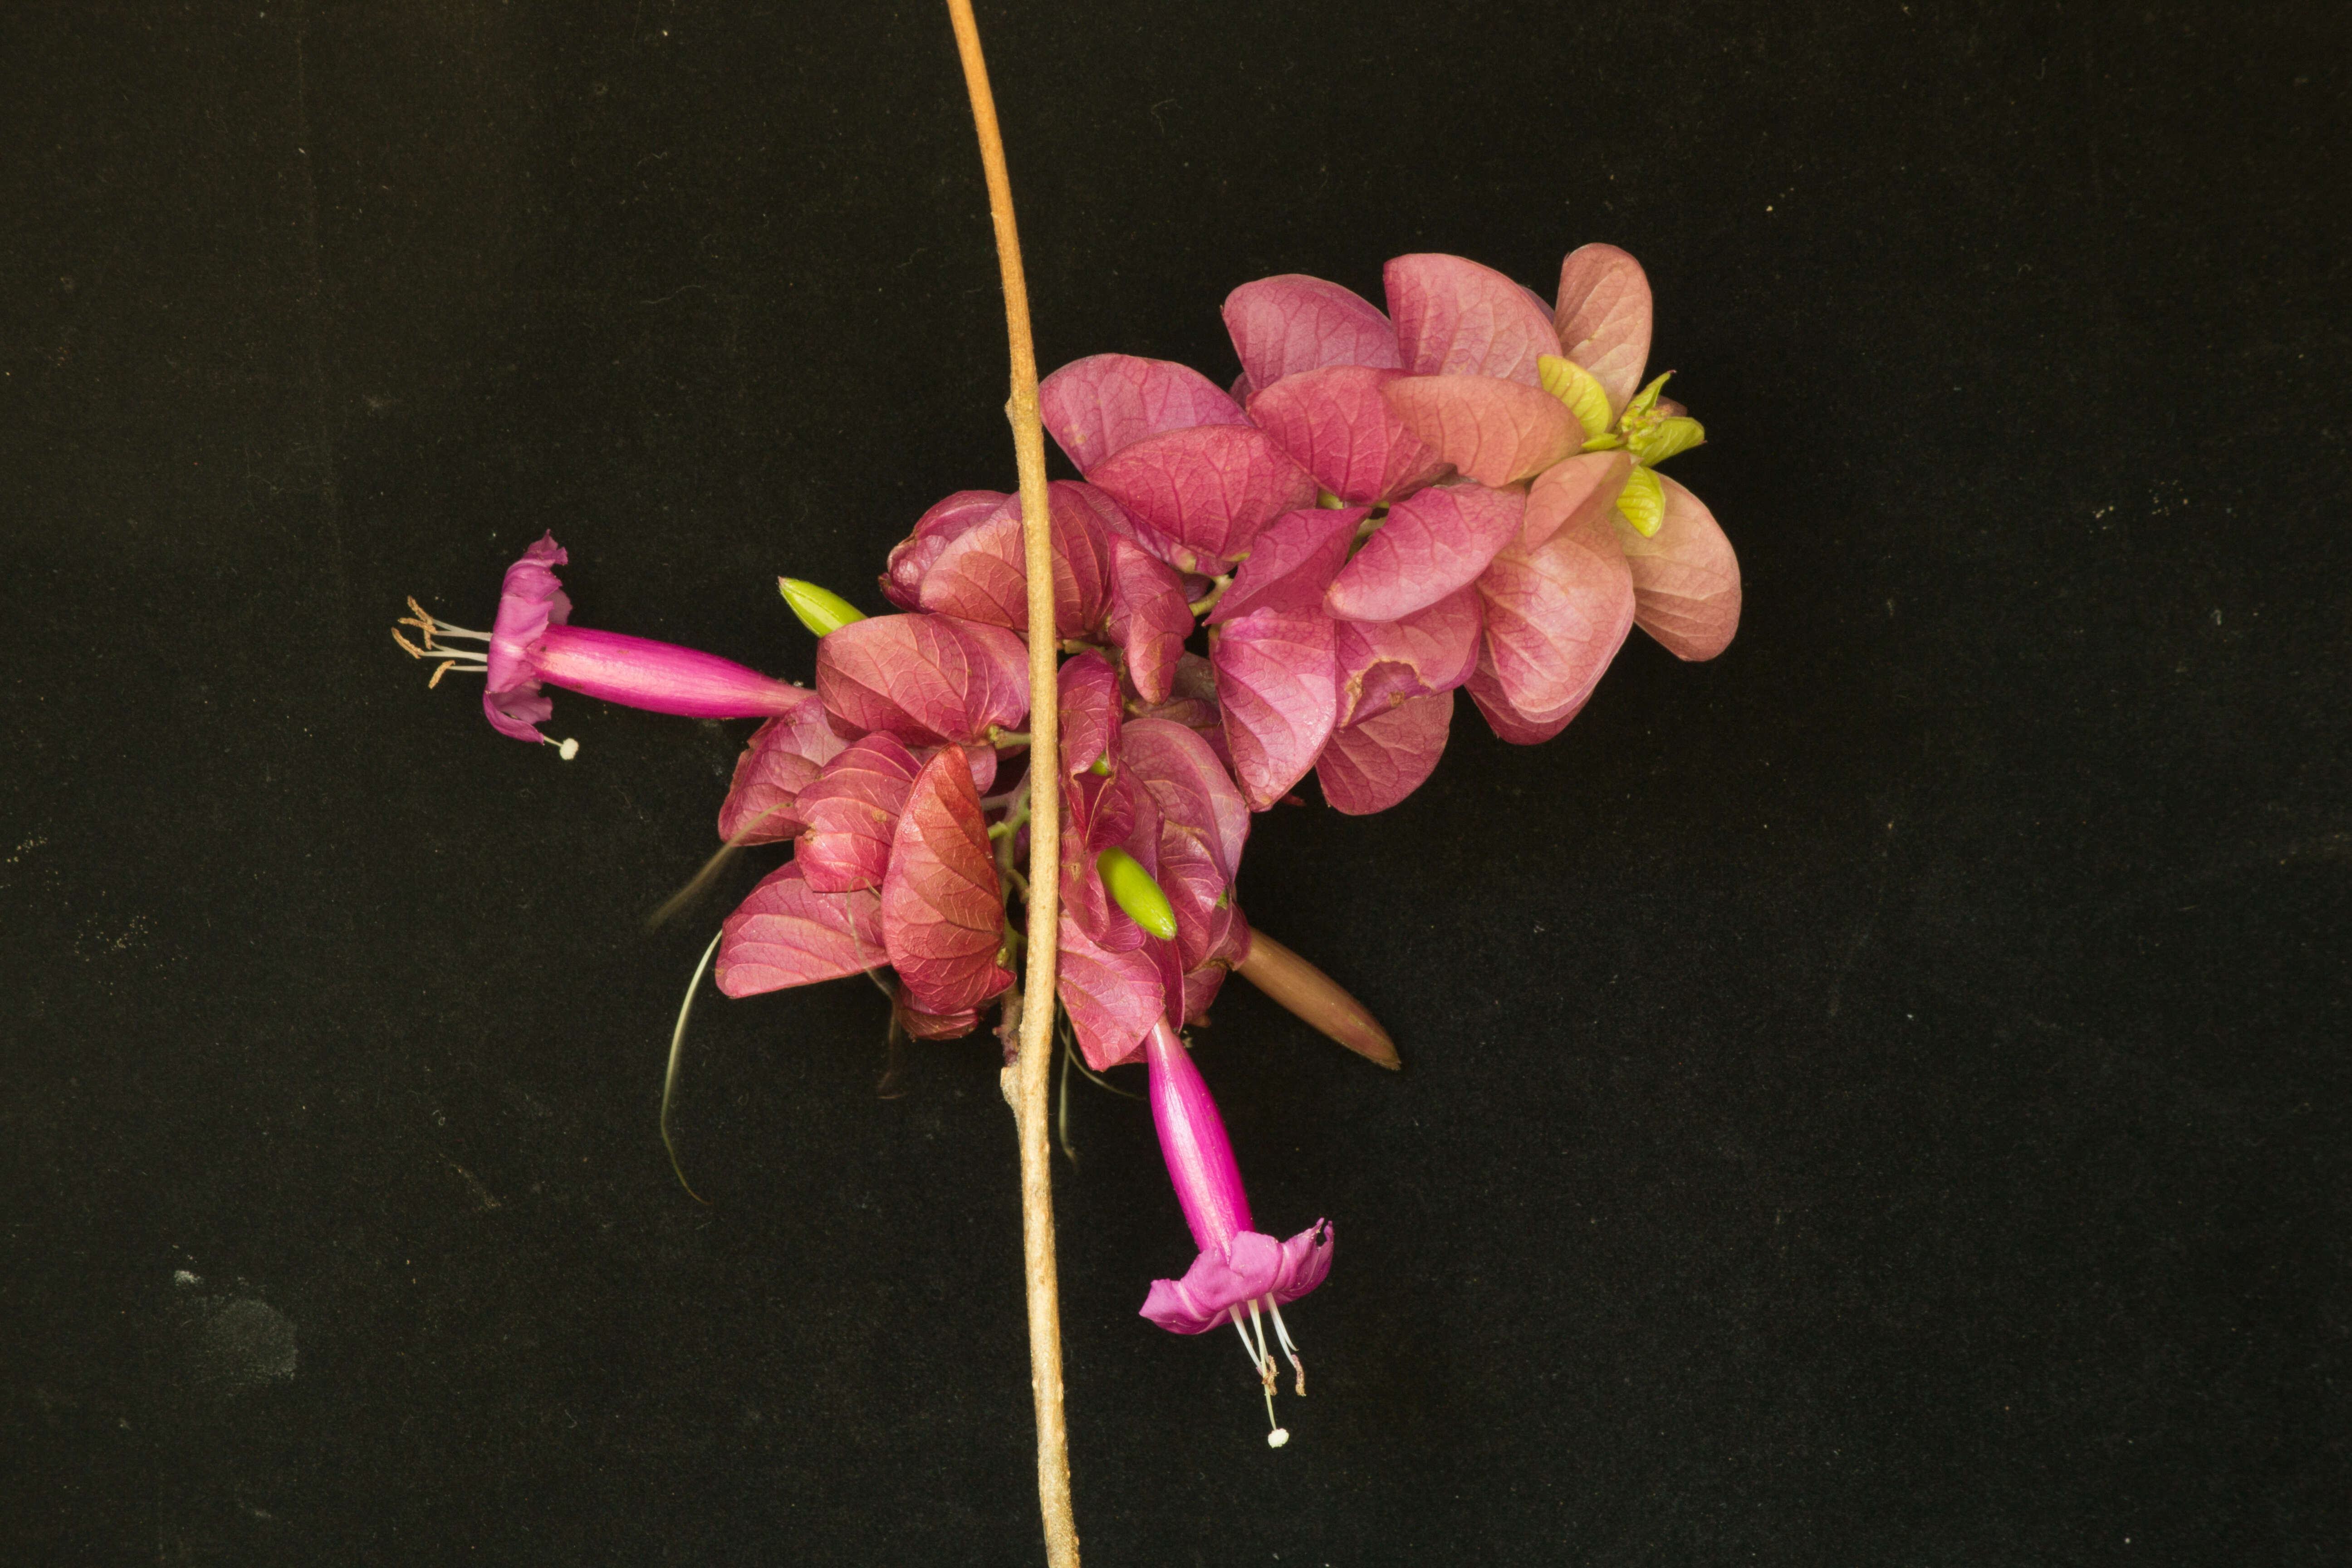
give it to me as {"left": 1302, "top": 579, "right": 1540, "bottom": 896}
{"left": 1266, "top": 1298, "right": 1306, "bottom": 1397}
{"left": 1230, "top": 1307, "right": 1285, "bottom": 1446}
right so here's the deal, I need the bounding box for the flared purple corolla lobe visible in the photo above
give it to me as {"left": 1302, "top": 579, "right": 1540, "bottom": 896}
{"left": 471, "top": 532, "right": 813, "bottom": 744}
{"left": 1140, "top": 1221, "right": 1334, "bottom": 1337}
{"left": 483, "top": 533, "right": 573, "bottom": 741}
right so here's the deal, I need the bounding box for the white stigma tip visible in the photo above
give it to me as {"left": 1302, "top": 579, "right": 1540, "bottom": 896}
{"left": 557, "top": 737, "right": 580, "bottom": 760}
{"left": 1267, "top": 1428, "right": 1290, "bottom": 1448}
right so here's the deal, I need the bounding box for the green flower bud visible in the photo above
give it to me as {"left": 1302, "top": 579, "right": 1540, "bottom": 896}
{"left": 1627, "top": 415, "right": 1705, "bottom": 468}
{"left": 1096, "top": 847, "right": 1178, "bottom": 940}
{"left": 778, "top": 578, "right": 867, "bottom": 636}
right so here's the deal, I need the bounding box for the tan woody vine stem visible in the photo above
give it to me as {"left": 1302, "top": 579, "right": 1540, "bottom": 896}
{"left": 942, "top": 4, "right": 1078, "bottom": 1565}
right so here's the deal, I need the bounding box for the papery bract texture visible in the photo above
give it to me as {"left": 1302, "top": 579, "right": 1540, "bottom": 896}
{"left": 1317, "top": 690, "right": 1454, "bottom": 815}
{"left": 718, "top": 703, "right": 852, "bottom": 845}
{"left": 1058, "top": 650, "right": 1124, "bottom": 776}
{"left": 1386, "top": 253, "right": 1560, "bottom": 385}
{"left": 1382, "top": 374, "right": 1580, "bottom": 489}
{"left": 1039, "top": 353, "right": 1249, "bottom": 474}
{"left": 1325, "top": 482, "right": 1525, "bottom": 623}
{"left": 1469, "top": 507, "right": 1636, "bottom": 744}
{"left": 1223, "top": 274, "right": 1401, "bottom": 390}
{"left": 1086, "top": 424, "right": 1317, "bottom": 574}
{"left": 1122, "top": 716, "right": 1250, "bottom": 882}
{"left": 880, "top": 746, "right": 1012, "bottom": 1016}
{"left": 1617, "top": 473, "right": 1742, "bottom": 661}
{"left": 1246, "top": 367, "right": 1449, "bottom": 505}
{"left": 1105, "top": 536, "right": 1193, "bottom": 705}
{"left": 816, "top": 613, "right": 1029, "bottom": 746}
{"left": 714, "top": 863, "right": 885, "bottom": 997}
{"left": 883, "top": 489, "right": 1005, "bottom": 609}
{"left": 1058, "top": 916, "right": 1167, "bottom": 1071}
{"left": 1520, "top": 449, "right": 1633, "bottom": 551}
{"left": 1207, "top": 506, "right": 1360, "bottom": 627}
{"left": 1553, "top": 243, "right": 1654, "bottom": 414}
{"left": 1333, "top": 586, "right": 1482, "bottom": 728}
{"left": 1211, "top": 606, "right": 1339, "bottom": 812}
{"left": 916, "top": 484, "right": 1114, "bottom": 638}
{"left": 794, "top": 733, "right": 924, "bottom": 893}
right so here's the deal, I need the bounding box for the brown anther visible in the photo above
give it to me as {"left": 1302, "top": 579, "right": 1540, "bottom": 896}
{"left": 391, "top": 626, "right": 431, "bottom": 660}
{"left": 397, "top": 596, "right": 441, "bottom": 650}
{"left": 427, "top": 660, "right": 456, "bottom": 689}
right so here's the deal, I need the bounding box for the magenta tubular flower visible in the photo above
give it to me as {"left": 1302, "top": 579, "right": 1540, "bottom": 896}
{"left": 397, "top": 533, "right": 817, "bottom": 750}
{"left": 1138, "top": 1018, "right": 1332, "bottom": 1446}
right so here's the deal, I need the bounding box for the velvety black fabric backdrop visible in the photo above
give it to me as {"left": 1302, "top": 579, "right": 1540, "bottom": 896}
{"left": 4, "top": 2, "right": 2346, "bottom": 1563}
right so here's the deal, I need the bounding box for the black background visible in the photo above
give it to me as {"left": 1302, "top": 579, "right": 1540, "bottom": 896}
{"left": 5, "top": 2, "right": 2347, "bottom": 1563}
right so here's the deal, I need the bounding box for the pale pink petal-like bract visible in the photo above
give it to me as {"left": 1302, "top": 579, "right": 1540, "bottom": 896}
{"left": 1210, "top": 605, "right": 1340, "bottom": 811}
{"left": 1382, "top": 373, "right": 1581, "bottom": 488}
{"left": 879, "top": 745, "right": 1013, "bottom": 1017}
{"left": 1553, "top": 244, "right": 1654, "bottom": 415}
{"left": 1618, "top": 473, "right": 1741, "bottom": 661}
{"left": 1222, "top": 274, "right": 1402, "bottom": 390}
{"left": 1385, "top": 253, "right": 1562, "bottom": 386}
{"left": 1247, "top": 365, "right": 1452, "bottom": 505}
{"left": 1326, "top": 481, "right": 1525, "bottom": 623}
{"left": 1039, "top": 353, "right": 1250, "bottom": 474}
{"left": 1317, "top": 690, "right": 1454, "bottom": 816}
{"left": 715, "top": 863, "right": 885, "bottom": 997}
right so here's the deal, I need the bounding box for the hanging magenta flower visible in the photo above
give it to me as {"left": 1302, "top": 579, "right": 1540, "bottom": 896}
{"left": 1137, "top": 1018, "right": 1332, "bottom": 1446}
{"left": 395, "top": 533, "right": 818, "bottom": 753}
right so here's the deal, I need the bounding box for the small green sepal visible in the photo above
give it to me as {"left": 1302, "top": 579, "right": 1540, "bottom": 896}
{"left": 1627, "top": 370, "right": 1675, "bottom": 419}
{"left": 1628, "top": 416, "right": 1705, "bottom": 467}
{"left": 1096, "top": 848, "right": 1178, "bottom": 940}
{"left": 1616, "top": 466, "right": 1666, "bottom": 537}
{"left": 1537, "top": 355, "right": 1615, "bottom": 442}
{"left": 779, "top": 578, "right": 867, "bottom": 636}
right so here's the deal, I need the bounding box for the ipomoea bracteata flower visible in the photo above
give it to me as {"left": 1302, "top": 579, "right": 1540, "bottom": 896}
{"left": 395, "top": 533, "right": 816, "bottom": 753}
{"left": 1137, "top": 1018, "right": 1332, "bottom": 1446}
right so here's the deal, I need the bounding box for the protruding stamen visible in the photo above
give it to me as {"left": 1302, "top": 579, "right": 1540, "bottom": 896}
{"left": 555, "top": 737, "right": 580, "bottom": 760}
{"left": 1266, "top": 1297, "right": 1306, "bottom": 1397}
{"left": 392, "top": 625, "right": 488, "bottom": 675}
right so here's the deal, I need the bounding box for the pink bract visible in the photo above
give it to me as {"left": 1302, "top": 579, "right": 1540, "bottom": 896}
{"left": 1085, "top": 423, "right": 1317, "bottom": 575}
{"left": 1222, "top": 274, "right": 1401, "bottom": 390}
{"left": 714, "top": 863, "right": 885, "bottom": 998}
{"left": 816, "top": 612, "right": 1029, "bottom": 748}
{"left": 1553, "top": 243, "right": 1654, "bottom": 414}
{"left": 1317, "top": 691, "right": 1455, "bottom": 817}
{"left": 1039, "top": 353, "right": 1249, "bottom": 474}
{"left": 1245, "top": 366, "right": 1450, "bottom": 505}
{"left": 1467, "top": 505, "right": 1637, "bottom": 744}
{"left": 718, "top": 702, "right": 850, "bottom": 845}
{"left": 879, "top": 745, "right": 1013, "bottom": 1019}
{"left": 1210, "top": 606, "right": 1339, "bottom": 812}
{"left": 1386, "top": 252, "right": 1561, "bottom": 385}
{"left": 1382, "top": 373, "right": 1581, "bottom": 488}
{"left": 795, "top": 733, "right": 925, "bottom": 894}
{"left": 1617, "top": 474, "right": 1742, "bottom": 662}
{"left": 1325, "top": 482, "right": 1525, "bottom": 624}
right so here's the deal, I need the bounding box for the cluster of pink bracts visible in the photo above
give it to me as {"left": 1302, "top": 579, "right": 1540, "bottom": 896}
{"left": 401, "top": 243, "right": 1737, "bottom": 1441}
